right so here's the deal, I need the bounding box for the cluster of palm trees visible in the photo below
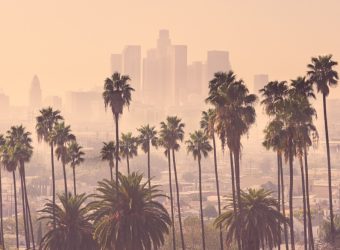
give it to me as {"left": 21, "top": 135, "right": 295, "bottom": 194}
{"left": 0, "top": 54, "right": 338, "bottom": 249}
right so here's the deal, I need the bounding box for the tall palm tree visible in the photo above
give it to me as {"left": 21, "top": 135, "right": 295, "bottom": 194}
{"left": 200, "top": 109, "right": 224, "bottom": 250}
{"left": 51, "top": 122, "right": 76, "bottom": 195}
{"left": 0, "top": 135, "right": 6, "bottom": 248}
{"left": 137, "top": 125, "right": 158, "bottom": 190}
{"left": 100, "top": 141, "right": 118, "bottom": 181}
{"left": 290, "top": 76, "right": 317, "bottom": 249}
{"left": 158, "top": 130, "right": 176, "bottom": 250}
{"left": 91, "top": 172, "right": 171, "bottom": 249}
{"left": 103, "top": 72, "right": 134, "bottom": 187}
{"left": 0, "top": 142, "right": 19, "bottom": 248}
{"left": 160, "top": 116, "right": 186, "bottom": 250}
{"left": 39, "top": 193, "right": 97, "bottom": 250}
{"left": 67, "top": 141, "right": 85, "bottom": 196}
{"left": 36, "top": 107, "right": 63, "bottom": 226}
{"left": 186, "top": 130, "right": 212, "bottom": 250}
{"left": 215, "top": 188, "right": 288, "bottom": 250}
{"left": 119, "top": 132, "right": 138, "bottom": 175}
{"left": 6, "top": 125, "right": 35, "bottom": 249}
{"left": 307, "top": 55, "right": 338, "bottom": 240}
{"left": 260, "top": 80, "right": 289, "bottom": 249}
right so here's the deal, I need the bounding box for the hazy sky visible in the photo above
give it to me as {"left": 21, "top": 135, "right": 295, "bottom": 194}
{"left": 1, "top": 0, "right": 340, "bottom": 105}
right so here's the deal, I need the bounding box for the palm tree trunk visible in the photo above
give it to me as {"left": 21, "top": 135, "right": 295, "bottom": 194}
{"left": 50, "top": 143, "right": 56, "bottom": 228}
{"left": 73, "top": 167, "right": 77, "bottom": 196}
{"left": 288, "top": 141, "right": 295, "bottom": 250}
{"left": 304, "top": 146, "right": 314, "bottom": 249}
{"left": 0, "top": 168, "right": 4, "bottom": 248}
{"left": 114, "top": 113, "right": 119, "bottom": 189}
{"left": 62, "top": 162, "right": 68, "bottom": 195}
{"left": 13, "top": 171, "right": 19, "bottom": 249}
{"left": 212, "top": 135, "right": 223, "bottom": 250}
{"left": 127, "top": 155, "right": 130, "bottom": 175}
{"left": 167, "top": 150, "right": 176, "bottom": 250}
{"left": 19, "top": 167, "right": 30, "bottom": 249}
{"left": 299, "top": 156, "right": 308, "bottom": 250}
{"left": 229, "top": 149, "right": 240, "bottom": 250}
{"left": 198, "top": 155, "right": 206, "bottom": 250}
{"left": 322, "top": 94, "right": 334, "bottom": 241}
{"left": 22, "top": 167, "right": 35, "bottom": 250}
{"left": 109, "top": 161, "right": 113, "bottom": 181}
{"left": 279, "top": 153, "right": 289, "bottom": 250}
{"left": 172, "top": 149, "right": 185, "bottom": 250}
{"left": 147, "top": 146, "right": 151, "bottom": 190}
{"left": 277, "top": 152, "right": 281, "bottom": 250}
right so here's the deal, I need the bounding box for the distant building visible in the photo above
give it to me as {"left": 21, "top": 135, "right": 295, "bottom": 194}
{"left": 253, "top": 74, "right": 269, "bottom": 93}
{"left": 122, "top": 45, "right": 141, "bottom": 98}
{"left": 0, "top": 93, "right": 10, "bottom": 120}
{"left": 29, "top": 75, "right": 42, "bottom": 110}
{"left": 206, "top": 50, "right": 232, "bottom": 82}
{"left": 110, "top": 54, "right": 122, "bottom": 74}
{"left": 43, "top": 96, "right": 62, "bottom": 110}
{"left": 187, "top": 61, "right": 204, "bottom": 96}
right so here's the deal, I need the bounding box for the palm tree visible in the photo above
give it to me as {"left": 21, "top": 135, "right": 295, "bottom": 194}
{"left": 0, "top": 142, "right": 19, "bottom": 248}
{"left": 158, "top": 130, "right": 176, "bottom": 249}
{"left": 51, "top": 122, "right": 76, "bottom": 195}
{"left": 290, "top": 76, "right": 317, "bottom": 249}
{"left": 260, "top": 80, "right": 289, "bottom": 249}
{"left": 91, "top": 172, "right": 171, "bottom": 249}
{"left": 0, "top": 135, "right": 6, "bottom": 248}
{"left": 6, "top": 125, "right": 35, "bottom": 249}
{"left": 100, "top": 141, "right": 118, "bottom": 181}
{"left": 160, "top": 116, "right": 186, "bottom": 250}
{"left": 38, "top": 193, "right": 97, "bottom": 250}
{"left": 215, "top": 188, "right": 288, "bottom": 250}
{"left": 186, "top": 130, "right": 212, "bottom": 250}
{"left": 36, "top": 107, "right": 63, "bottom": 225}
{"left": 67, "top": 141, "right": 85, "bottom": 196}
{"left": 307, "top": 55, "right": 338, "bottom": 241}
{"left": 119, "top": 132, "right": 138, "bottom": 175}
{"left": 137, "top": 125, "right": 158, "bottom": 190}
{"left": 200, "top": 109, "right": 224, "bottom": 250}
{"left": 103, "top": 72, "right": 134, "bottom": 187}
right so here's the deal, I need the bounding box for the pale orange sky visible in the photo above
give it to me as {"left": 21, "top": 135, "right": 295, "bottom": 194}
{"left": 1, "top": 0, "right": 340, "bottom": 105}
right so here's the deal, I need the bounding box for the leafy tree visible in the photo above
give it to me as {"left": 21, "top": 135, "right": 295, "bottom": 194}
{"left": 39, "top": 193, "right": 97, "bottom": 250}
{"left": 91, "top": 172, "right": 171, "bottom": 250}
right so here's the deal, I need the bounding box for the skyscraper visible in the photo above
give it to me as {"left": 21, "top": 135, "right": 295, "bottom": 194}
{"left": 206, "top": 50, "right": 232, "bottom": 82}
{"left": 187, "top": 61, "right": 204, "bottom": 96}
{"left": 123, "top": 45, "right": 141, "bottom": 98}
{"left": 110, "top": 54, "right": 122, "bottom": 74}
{"left": 253, "top": 74, "right": 269, "bottom": 93}
{"left": 29, "top": 75, "right": 42, "bottom": 109}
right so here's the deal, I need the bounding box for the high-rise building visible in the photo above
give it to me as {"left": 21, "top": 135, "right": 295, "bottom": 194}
{"left": 123, "top": 45, "right": 141, "bottom": 97}
{"left": 206, "top": 50, "right": 232, "bottom": 82}
{"left": 253, "top": 74, "right": 269, "bottom": 93}
{"left": 29, "top": 75, "right": 42, "bottom": 110}
{"left": 0, "top": 93, "right": 10, "bottom": 120}
{"left": 43, "top": 96, "right": 62, "bottom": 110}
{"left": 187, "top": 61, "right": 204, "bottom": 96}
{"left": 110, "top": 54, "right": 122, "bottom": 74}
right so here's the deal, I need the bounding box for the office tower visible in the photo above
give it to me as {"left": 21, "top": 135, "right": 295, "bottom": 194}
{"left": 157, "top": 29, "right": 171, "bottom": 55}
{"left": 0, "top": 93, "right": 10, "bottom": 120}
{"left": 253, "top": 74, "right": 269, "bottom": 93}
{"left": 123, "top": 45, "right": 141, "bottom": 97}
{"left": 206, "top": 50, "right": 232, "bottom": 82}
{"left": 169, "top": 45, "right": 187, "bottom": 105}
{"left": 43, "top": 96, "right": 62, "bottom": 110}
{"left": 29, "top": 75, "right": 42, "bottom": 109}
{"left": 110, "top": 54, "right": 122, "bottom": 74}
{"left": 187, "top": 61, "right": 204, "bottom": 96}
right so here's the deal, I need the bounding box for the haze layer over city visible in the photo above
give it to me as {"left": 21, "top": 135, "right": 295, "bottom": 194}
{"left": 1, "top": 1, "right": 340, "bottom": 249}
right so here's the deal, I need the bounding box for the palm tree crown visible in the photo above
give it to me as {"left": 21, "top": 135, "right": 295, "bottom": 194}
{"left": 67, "top": 141, "right": 85, "bottom": 169}
{"left": 200, "top": 109, "right": 216, "bottom": 139}
{"left": 36, "top": 107, "right": 63, "bottom": 143}
{"left": 159, "top": 116, "right": 185, "bottom": 151}
{"left": 137, "top": 125, "right": 158, "bottom": 153}
{"left": 91, "top": 172, "right": 171, "bottom": 250}
{"left": 185, "top": 130, "right": 212, "bottom": 160}
{"left": 39, "top": 193, "right": 97, "bottom": 250}
{"left": 51, "top": 122, "right": 76, "bottom": 164}
{"left": 119, "top": 132, "right": 138, "bottom": 160}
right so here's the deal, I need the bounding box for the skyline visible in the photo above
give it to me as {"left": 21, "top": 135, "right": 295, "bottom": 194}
{"left": 1, "top": 0, "right": 340, "bottom": 105}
